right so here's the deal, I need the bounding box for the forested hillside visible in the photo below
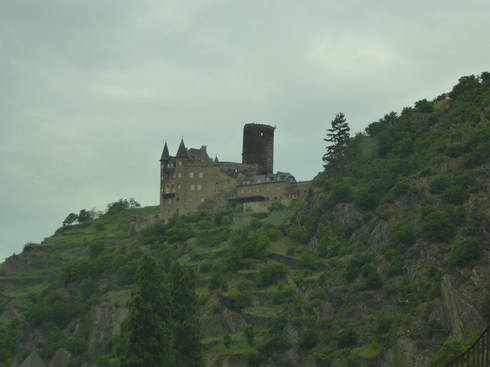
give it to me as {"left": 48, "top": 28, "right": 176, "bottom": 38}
{"left": 1, "top": 72, "right": 489, "bottom": 367}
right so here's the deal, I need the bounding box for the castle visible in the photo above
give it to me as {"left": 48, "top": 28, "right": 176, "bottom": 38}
{"left": 159, "top": 124, "right": 309, "bottom": 220}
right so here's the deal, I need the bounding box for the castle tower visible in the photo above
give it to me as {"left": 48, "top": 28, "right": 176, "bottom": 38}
{"left": 242, "top": 123, "right": 274, "bottom": 175}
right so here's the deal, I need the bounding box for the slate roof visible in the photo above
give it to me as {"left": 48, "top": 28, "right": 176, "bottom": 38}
{"left": 20, "top": 350, "right": 47, "bottom": 367}
{"left": 176, "top": 138, "right": 188, "bottom": 158}
{"left": 160, "top": 141, "right": 170, "bottom": 161}
{"left": 237, "top": 172, "right": 295, "bottom": 186}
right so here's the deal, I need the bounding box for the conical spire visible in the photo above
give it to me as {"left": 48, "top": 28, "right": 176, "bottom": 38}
{"left": 160, "top": 141, "right": 170, "bottom": 161}
{"left": 176, "top": 138, "right": 188, "bottom": 158}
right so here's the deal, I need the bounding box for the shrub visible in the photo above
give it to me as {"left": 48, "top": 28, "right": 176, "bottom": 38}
{"left": 421, "top": 209, "right": 455, "bottom": 242}
{"left": 337, "top": 328, "right": 358, "bottom": 348}
{"left": 256, "top": 263, "right": 287, "bottom": 288}
{"left": 298, "top": 328, "right": 319, "bottom": 351}
{"left": 482, "top": 293, "right": 490, "bottom": 323}
{"left": 450, "top": 237, "right": 483, "bottom": 267}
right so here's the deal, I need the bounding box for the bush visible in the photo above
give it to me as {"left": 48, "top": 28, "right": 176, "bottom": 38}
{"left": 430, "top": 340, "right": 467, "bottom": 367}
{"left": 482, "top": 293, "right": 490, "bottom": 323}
{"left": 450, "top": 237, "right": 483, "bottom": 267}
{"left": 298, "top": 328, "right": 319, "bottom": 351}
{"left": 337, "top": 328, "right": 358, "bottom": 348}
{"left": 256, "top": 264, "right": 287, "bottom": 288}
{"left": 421, "top": 209, "right": 455, "bottom": 242}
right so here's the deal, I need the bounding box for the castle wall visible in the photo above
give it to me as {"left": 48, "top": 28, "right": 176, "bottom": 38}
{"left": 160, "top": 160, "right": 258, "bottom": 221}
{"left": 236, "top": 177, "right": 297, "bottom": 201}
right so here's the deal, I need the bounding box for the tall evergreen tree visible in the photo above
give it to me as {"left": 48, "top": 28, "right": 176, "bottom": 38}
{"left": 118, "top": 255, "right": 175, "bottom": 367}
{"left": 323, "top": 112, "right": 350, "bottom": 169}
{"left": 169, "top": 262, "right": 204, "bottom": 367}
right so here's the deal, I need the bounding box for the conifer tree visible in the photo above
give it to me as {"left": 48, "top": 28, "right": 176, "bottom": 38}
{"left": 169, "top": 262, "right": 204, "bottom": 367}
{"left": 118, "top": 255, "right": 175, "bottom": 367}
{"left": 323, "top": 112, "right": 350, "bottom": 169}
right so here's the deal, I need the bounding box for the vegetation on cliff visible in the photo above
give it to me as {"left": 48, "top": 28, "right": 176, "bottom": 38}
{"left": 0, "top": 72, "right": 489, "bottom": 367}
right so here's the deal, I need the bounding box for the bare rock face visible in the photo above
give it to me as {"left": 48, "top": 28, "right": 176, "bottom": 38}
{"left": 88, "top": 304, "right": 128, "bottom": 359}
{"left": 50, "top": 349, "right": 71, "bottom": 367}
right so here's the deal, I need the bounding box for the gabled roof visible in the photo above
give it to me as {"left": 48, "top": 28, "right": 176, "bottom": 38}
{"left": 176, "top": 138, "right": 188, "bottom": 158}
{"left": 160, "top": 141, "right": 170, "bottom": 161}
{"left": 20, "top": 350, "right": 47, "bottom": 367}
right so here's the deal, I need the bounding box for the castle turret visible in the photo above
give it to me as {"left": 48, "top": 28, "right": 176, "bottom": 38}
{"left": 242, "top": 123, "right": 275, "bottom": 175}
{"left": 176, "top": 138, "right": 188, "bottom": 158}
{"left": 160, "top": 141, "right": 170, "bottom": 162}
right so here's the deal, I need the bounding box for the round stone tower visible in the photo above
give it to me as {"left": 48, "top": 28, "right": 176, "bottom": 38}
{"left": 242, "top": 123, "right": 275, "bottom": 175}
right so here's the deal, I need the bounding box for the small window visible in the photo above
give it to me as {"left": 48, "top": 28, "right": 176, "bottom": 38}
{"left": 189, "top": 172, "right": 194, "bottom": 178}
{"left": 178, "top": 173, "right": 182, "bottom": 178}
{"left": 178, "top": 184, "right": 182, "bottom": 189}
{"left": 178, "top": 161, "right": 182, "bottom": 166}
{"left": 190, "top": 185, "right": 195, "bottom": 191}
{"left": 201, "top": 198, "right": 204, "bottom": 203}
{"left": 197, "top": 185, "right": 202, "bottom": 191}
{"left": 199, "top": 172, "right": 204, "bottom": 178}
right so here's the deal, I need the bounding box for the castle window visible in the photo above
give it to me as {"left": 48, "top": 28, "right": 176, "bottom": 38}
{"left": 191, "top": 185, "right": 195, "bottom": 191}
{"left": 178, "top": 161, "right": 182, "bottom": 166}
{"left": 201, "top": 198, "right": 204, "bottom": 202}
{"left": 189, "top": 172, "right": 194, "bottom": 178}
{"left": 178, "top": 173, "right": 182, "bottom": 178}
{"left": 197, "top": 185, "right": 202, "bottom": 191}
{"left": 199, "top": 172, "right": 203, "bottom": 178}
{"left": 172, "top": 174, "right": 176, "bottom": 179}
{"left": 161, "top": 176, "right": 163, "bottom": 181}
{"left": 178, "top": 184, "right": 182, "bottom": 189}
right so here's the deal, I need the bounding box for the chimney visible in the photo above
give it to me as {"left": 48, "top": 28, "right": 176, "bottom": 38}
{"left": 200, "top": 145, "right": 207, "bottom": 162}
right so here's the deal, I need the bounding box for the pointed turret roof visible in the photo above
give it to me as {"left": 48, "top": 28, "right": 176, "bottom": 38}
{"left": 160, "top": 141, "right": 170, "bottom": 161}
{"left": 20, "top": 350, "right": 47, "bottom": 367}
{"left": 176, "top": 138, "right": 188, "bottom": 158}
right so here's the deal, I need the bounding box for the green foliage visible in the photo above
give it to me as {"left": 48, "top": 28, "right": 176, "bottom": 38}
{"left": 106, "top": 198, "right": 140, "bottom": 214}
{"left": 169, "top": 262, "right": 203, "bottom": 367}
{"left": 420, "top": 206, "right": 455, "bottom": 242}
{"left": 0, "top": 322, "right": 16, "bottom": 367}
{"left": 323, "top": 112, "right": 351, "bottom": 169}
{"left": 117, "top": 255, "right": 175, "bottom": 367}
{"left": 298, "top": 328, "right": 319, "bottom": 351}
{"left": 223, "top": 334, "right": 232, "bottom": 349}
{"left": 344, "top": 253, "right": 375, "bottom": 283}
{"left": 430, "top": 340, "right": 467, "bottom": 367}
{"left": 450, "top": 237, "right": 483, "bottom": 268}
{"left": 482, "top": 293, "right": 490, "bottom": 323}
{"left": 390, "top": 222, "right": 417, "bottom": 248}
{"left": 256, "top": 263, "right": 287, "bottom": 288}
{"left": 337, "top": 328, "right": 358, "bottom": 349}
{"left": 243, "top": 325, "right": 255, "bottom": 346}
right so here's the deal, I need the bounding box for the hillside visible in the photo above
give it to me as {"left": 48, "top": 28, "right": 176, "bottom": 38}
{"left": 1, "top": 72, "right": 490, "bottom": 367}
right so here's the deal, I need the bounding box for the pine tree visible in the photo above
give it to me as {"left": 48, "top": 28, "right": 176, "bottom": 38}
{"left": 118, "top": 255, "right": 175, "bottom": 367}
{"left": 323, "top": 112, "right": 350, "bottom": 169}
{"left": 169, "top": 262, "right": 204, "bottom": 367}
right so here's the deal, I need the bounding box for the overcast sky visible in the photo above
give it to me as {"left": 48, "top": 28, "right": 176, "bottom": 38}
{"left": 1, "top": 0, "right": 489, "bottom": 261}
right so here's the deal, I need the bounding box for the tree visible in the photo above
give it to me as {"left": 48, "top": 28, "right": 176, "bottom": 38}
{"left": 118, "top": 255, "right": 175, "bottom": 367}
{"left": 168, "top": 262, "right": 203, "bottom": 367}
{"left": 323, "top": 112, "right": 350, "bottom": 169}
{"left": 63, "top": 213, "right": 78, "bottom": 226}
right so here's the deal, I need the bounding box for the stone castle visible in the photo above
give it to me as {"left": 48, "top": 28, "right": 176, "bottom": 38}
{"left": 159, "top": 123, "right": 310, "bottom": 220}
